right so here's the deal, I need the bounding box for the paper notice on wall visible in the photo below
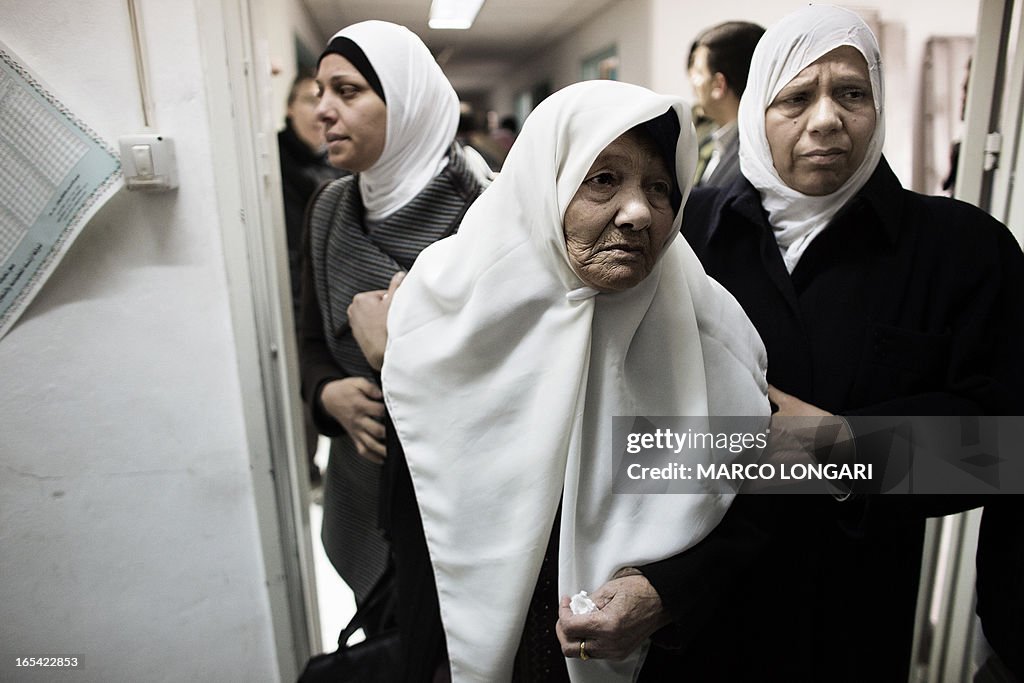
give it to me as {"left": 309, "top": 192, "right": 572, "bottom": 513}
{"left": 0, "top": 40, "right": 123, "bottom": 341}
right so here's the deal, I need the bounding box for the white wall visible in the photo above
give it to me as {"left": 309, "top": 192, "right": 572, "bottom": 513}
{"left": 0, "top": 1, "right": 283, "bottom": 681}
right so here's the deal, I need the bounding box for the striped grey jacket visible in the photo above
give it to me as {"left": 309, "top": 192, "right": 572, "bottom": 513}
{"left": 304, "top": 142, "right": 487, "bottom": 601}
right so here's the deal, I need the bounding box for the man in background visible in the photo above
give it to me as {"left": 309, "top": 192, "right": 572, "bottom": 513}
{"left": 688, "top": 21, "right": 764, "bottom": 187}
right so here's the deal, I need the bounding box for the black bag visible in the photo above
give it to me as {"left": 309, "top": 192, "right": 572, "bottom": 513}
{"left": 298, "top": 570, "right": 399, "bottom": 683}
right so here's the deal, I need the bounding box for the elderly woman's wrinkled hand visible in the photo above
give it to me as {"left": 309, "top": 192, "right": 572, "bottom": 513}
{"left": 320, "top": 377, "right": 386, "bottom": 463}
{"left": 555, "top": 573, "right": 671, "bottom": 661}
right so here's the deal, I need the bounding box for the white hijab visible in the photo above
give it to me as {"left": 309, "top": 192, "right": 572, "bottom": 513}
{"left": 382, "top": 80, "right": 769, "bottom": 683}
{"left": 329, "top": 21, "right": 459, "bottom": 221}
{"left": 738, "top": 4, "right": 885, "bottom": 272}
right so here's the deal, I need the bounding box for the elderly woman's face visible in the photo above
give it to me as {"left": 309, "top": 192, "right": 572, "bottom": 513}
{"left": 563, "top": 129, "right": 676, "bottom": 292}
{"left": 315, "top": 54, "right": 387, "bottom": 172}
{"left": 765, "top": 46, "right": 876, "bottom": 196}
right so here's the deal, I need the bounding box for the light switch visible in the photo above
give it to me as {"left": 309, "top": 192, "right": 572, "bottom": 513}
{"left": 131, "top": 145, "right": 154, "bottom": 177}
{"left": 119, "top": 134, "right": 177, "bottom": 191}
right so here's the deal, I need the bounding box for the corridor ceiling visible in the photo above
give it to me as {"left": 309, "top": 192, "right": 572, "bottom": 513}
{"left": 301, "top": 0, "right": 619, "bottom": 97}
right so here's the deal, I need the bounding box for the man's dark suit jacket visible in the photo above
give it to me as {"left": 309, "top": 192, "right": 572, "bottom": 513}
{"left": 699, "top": 130, "right": 740, "bottom": 188}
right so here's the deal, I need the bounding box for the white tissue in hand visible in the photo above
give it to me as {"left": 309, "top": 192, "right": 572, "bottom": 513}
{"left": 570, "top": 590, "right": 597, "bottom": 615}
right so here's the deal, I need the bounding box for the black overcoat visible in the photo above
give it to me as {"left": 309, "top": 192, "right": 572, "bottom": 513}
{"left": 640, "top": 158, "right": 1024, "bottom": 682}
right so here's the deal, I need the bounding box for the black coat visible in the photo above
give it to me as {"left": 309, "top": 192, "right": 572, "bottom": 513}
{"left": 699, "top": 128, "right": 741, "bottom": 189}
{"left": 640, "top": 158, "right": 1024, "bottom": 682}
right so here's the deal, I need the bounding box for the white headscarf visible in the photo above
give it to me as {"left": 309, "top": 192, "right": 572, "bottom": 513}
{"left": 738, "top": 4, "right": 885, "bottom": 272}
{"left": 328, "top": 21, "right": 459, "bottom": 221}
{"left": 382, "top": 80, "right": 769, "bottom": 683}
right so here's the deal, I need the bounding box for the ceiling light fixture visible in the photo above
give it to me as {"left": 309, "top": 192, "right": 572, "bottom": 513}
{"left": 428, "top": 0, "right": 486, "bottom": 30}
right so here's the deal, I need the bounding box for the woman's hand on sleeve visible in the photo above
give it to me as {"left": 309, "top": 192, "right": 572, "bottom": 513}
{"left": 555, "top": 573, "right": 671, "bottom": 661}
{"left": 348, "top": 271, "right": 405, "bottom": 371}
{"left": 765, "top": 384, "right": 853, "bottom": 466}
{"left": 319, "top": 377, "right": 387, "bottom": 463}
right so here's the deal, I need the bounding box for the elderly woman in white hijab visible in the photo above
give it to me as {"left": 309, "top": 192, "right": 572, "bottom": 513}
{"left": 298, "top": 20, "right": 490, "bottom": 625}
{"left": 376, "top": 80, "right": 769, "bottom": 682}
{"left": 676, "top": 5, "right": 1024, "bottom": 681}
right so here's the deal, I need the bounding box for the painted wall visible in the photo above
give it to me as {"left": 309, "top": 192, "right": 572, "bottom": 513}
{"left": 0, "top": 1, "right": 281, "bottom": 681}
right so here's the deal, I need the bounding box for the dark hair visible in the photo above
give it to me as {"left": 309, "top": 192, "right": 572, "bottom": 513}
{"left": 695, "top": 21, "right": 765, "bottom": 99}
{"left": 318, "top": 36, "right": 386, "bottom": 104}
{"left": 458, "top": 112, "right": 480, "bottom": 134}
{"left": 499, "top": 115, "right": 518, "bottom": 133}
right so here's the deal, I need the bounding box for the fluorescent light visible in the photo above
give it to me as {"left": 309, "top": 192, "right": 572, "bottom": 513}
{"left": 429, "top": 0, "right": 485, "bottom": 30}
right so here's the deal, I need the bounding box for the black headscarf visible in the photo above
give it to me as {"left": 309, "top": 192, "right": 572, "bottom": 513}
{"left": 318, "top": 36, "right": 386, "bottom": 104}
